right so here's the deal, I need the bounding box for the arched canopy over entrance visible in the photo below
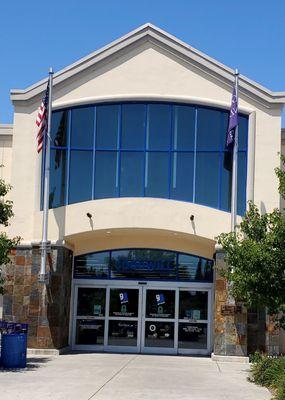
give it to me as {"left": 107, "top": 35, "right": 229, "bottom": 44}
{"left": 65, "top": 227, "right": 215, "bottom": 259}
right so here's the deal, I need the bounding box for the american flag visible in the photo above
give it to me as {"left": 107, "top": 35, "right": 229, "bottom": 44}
{"left": 36, "top": 82, "right": 49, "bottom": 153}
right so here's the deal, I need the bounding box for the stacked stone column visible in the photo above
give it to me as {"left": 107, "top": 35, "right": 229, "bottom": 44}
{"left": 214, "top": 251, "right": 247, "bottom": 356}
{"left": 2, "top": 244, "right": 73, "bottom": 349}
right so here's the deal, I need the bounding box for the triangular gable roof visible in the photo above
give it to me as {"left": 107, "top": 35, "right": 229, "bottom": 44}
{"left": 10, "top": 23, "right": 285, "bottom": 106}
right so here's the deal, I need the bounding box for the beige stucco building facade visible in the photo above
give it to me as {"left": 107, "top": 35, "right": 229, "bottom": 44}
{"left": 0, "top": 24, "right": 284, "bottom": 357}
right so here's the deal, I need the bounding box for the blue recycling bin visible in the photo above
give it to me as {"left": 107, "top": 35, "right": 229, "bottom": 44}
{"left": 1, "top": 329, "right": 28, "bottom": 368}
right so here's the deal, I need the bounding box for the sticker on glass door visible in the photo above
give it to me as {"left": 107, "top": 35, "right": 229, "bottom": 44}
{"left": 108, "top": 288, "right": 139, "bottom": 347}
{"left": 143, "top": 289, "right": 176, "bottom": 351}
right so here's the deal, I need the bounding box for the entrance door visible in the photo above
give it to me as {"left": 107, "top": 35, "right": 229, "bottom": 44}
{"left": 106, "top": 286, "right": 142, "bottom": 353}
{"left": 141, "top": 288, "right": 177, "bottom": 354}
{"left": 72, "top": 283, "right": 212, "bottom": 355}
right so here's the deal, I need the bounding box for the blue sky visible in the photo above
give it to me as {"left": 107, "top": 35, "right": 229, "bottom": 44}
{"left": 1, "top": 0, "right": 285, "bottom": 124}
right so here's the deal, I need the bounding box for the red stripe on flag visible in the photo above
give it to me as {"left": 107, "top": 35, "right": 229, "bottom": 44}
{"left": 36, "top": 84, "right": 49, "bottom": 153}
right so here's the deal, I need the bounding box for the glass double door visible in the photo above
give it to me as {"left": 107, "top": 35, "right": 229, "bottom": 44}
{"left": 73, "top": 283, "right": 211, "bottom": 355}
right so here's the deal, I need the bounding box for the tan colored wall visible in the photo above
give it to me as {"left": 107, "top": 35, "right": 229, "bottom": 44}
{"left": 33, "top": 198, "right": 237, "bottom": 252}
{"left": 0, "top": 125, "right": 13, "bottom": 318}
{"left": 0, "top": 125, "right": 13, "bottom": 184}
{"left": 9, "top": 41, "right": 283, "bottom": 250}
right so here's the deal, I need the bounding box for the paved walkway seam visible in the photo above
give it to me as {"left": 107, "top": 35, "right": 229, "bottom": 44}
{"left": 87, "top": 355, "right": 138, "bottom": 400}
{"left": 215, "top": 361, "right": 222, "bottom": 373}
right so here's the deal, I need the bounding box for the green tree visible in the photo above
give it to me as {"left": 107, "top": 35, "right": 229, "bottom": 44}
{"left": 0, "top": 178, "right": 20, "bottom": 295}
{"left": 217, "top": 155, "right": 285, "bottom": 328}
{"left": 275, "top": 154, "right": 285, "bottom": 202}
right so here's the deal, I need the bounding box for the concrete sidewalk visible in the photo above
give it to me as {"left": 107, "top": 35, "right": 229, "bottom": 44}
{"left": 0, "top": 353, "right": 271, "bottom": 400}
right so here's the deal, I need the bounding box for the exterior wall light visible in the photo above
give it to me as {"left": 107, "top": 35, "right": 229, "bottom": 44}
{"left": 190, "top": 215, "right": 194, "bottom": 221}
{"left": 86, "top": 212, "right": 92, "bottom": 219}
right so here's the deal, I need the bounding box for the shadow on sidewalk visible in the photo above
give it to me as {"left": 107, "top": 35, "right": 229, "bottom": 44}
{"left": 0, "top": 357, "right": 52, "bottom": 373}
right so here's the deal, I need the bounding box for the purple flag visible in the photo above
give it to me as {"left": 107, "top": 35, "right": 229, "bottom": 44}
{"left": 226, "top": 86, "right": 238, "bottom": 148}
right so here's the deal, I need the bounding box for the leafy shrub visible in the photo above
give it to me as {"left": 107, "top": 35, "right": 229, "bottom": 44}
{"left": 249, "top": 351, "right": 263, "bottom": 364}
{"left": 250, "top": 355, "right": 285, "bottom": 400}
{"left": 275, "top": 373, "right": 285, "bottom": 400}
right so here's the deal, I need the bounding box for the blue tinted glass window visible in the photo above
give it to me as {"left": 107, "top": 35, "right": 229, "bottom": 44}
{"left": 197, "top": 108, "right": 221, "bottom": 150}
{"left": 94, "top": 151, "right": 117, "bottom": 199}
{"left": 145, "top": 152, "right": 169, "bottom": 198}
{"left": 178, "top": 254, "right": 213, "bottom": 281}
{"left": 147, "top": 104, "right": 171, "bottom": 150}
{"left": 195, "top": 152, "right": 219, "bottom": 208}
{"left": 71, "top": 107, "right": 94, "bottom": 148}
{"left": 237, "top": 152, "right": 247, "bottom": 215}
{"left": 96, "top": 105, "right": 119, "bottom": 149}
{"left": 69, "top": 151, "right": 93, "bottom": 204}
{"left": 173, "top": 106, "right": 195, "bottom": 150}
{"left": 47, "top": 103, "right": 248, "bottom": 214}
{"left": 74, "top": 252, "right": 109, "bottom": 278}
{"left": 49, "top": 149, "right": 67, "bottom": 208}
{"left": 51, "top": 110, "right": 68, "bottom": 147}
{"left": 121, "top": 104, "right": 145, "bottom": 149}
{"left": 221, "top": 151, "right": 247, "bottom": 215}
{"left": 120, "top": 152, "right": 144, "bottom": 197}
{"left": 171, "top": 152, "right": 194, "bottom": 202}
{"left": 221, "top": 152, "right": 232, "bottom": 212}
{"left": 74, "top": 248, "right": 213, "bottom": 282}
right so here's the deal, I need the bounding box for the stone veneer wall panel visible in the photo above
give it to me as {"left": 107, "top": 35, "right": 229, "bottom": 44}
{"left": 2, "top": 245, "right": 73, "bottom": 349}
{"left": 214, "top": 251, "right": 247, "bottom": 356}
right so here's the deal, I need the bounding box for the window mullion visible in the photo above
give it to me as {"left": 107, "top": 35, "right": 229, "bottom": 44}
{"left": 144, "top": 105, "right": 150, "bottom": 195}
{"left": 168, "top": 105, "right": 173, "bottom": 199}
{"left": 143, "top": 104, "right": 147, "bottom": 197}
{"left": 66, "top": 109, "right": 72, "bottom": 206}
{"left": 117, "top": 105, "right": 122, "bottom": 197}
{"left": 92, "top": 106, "right": 97, "bottom": 200}
{"left": 218, "top": 111, "right": 223, "bottom": 210}
{"left": 193, "top": 107, "right": 198, "bottom": 203}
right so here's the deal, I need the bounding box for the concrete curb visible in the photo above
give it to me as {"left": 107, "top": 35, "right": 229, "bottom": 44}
{"left": 27, "top": 346, "right": 70, "bottom": 356}
{"left": 211, "top": 353, "right": 249, "bottom": 363}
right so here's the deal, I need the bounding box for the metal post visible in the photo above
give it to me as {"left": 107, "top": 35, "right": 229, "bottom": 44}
{"left": 39, "top": 68, "right": 53, "bottom": 283}
{"left": 230, "top": 69, "right": 239, "bottom": 232}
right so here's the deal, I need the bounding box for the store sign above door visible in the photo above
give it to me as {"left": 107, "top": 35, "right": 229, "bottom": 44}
{"left": 115, "top": 259, "right": 174, "bottom": 272}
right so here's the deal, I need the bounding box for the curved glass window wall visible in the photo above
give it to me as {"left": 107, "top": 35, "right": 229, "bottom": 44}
{"left": 47, "top": 102, "right": 248, "bottom": 214}
{"left": 74, "top": 248, "right": 213, "bottom": 282}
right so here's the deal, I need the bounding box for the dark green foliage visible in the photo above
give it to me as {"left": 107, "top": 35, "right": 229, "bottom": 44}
{"left": 0, "top": 179, "right": 14, "bottom": 227}
{"left": 276, "top": 376, "right": 285, "bottom": 400}
{"left": 251, "top": 357, "right": 285, "bottom": 387}
{"left": 275, "top": 155, "right": 285, "bottom": 203}
{"left": 217, "top": 202, "right": 285, "bottom": 328}
{"left": 249, "top": 351, "right": 264, "bottom": 364}
{"left": 0, "top": 178, "right": 20, "bottom": 294}
{"left": 250, "top": 355, "right": 285, "bottom": 400}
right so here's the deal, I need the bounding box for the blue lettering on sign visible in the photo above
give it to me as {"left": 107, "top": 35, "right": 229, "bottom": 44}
{"left": 115, "top": 259, "right": 174, "bottom": 272}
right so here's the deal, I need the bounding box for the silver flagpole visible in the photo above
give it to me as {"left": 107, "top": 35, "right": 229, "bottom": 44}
{"left": 230, "top": 69, "right": 239, "bottom": 232}
{"left": 39, "top": 67, "right": 54, "bottom": 283}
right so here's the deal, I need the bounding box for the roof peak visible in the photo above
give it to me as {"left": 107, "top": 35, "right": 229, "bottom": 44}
{"left": 10, "top": 23, "right": 285, "bottom": 106}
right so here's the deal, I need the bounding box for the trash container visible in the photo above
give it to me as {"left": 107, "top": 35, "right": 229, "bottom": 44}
{"left": 1, "top": 333, "right": 27, "bottom": 368}
{"left": 1, "top": 322, "right": 28, "bottom": 369}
